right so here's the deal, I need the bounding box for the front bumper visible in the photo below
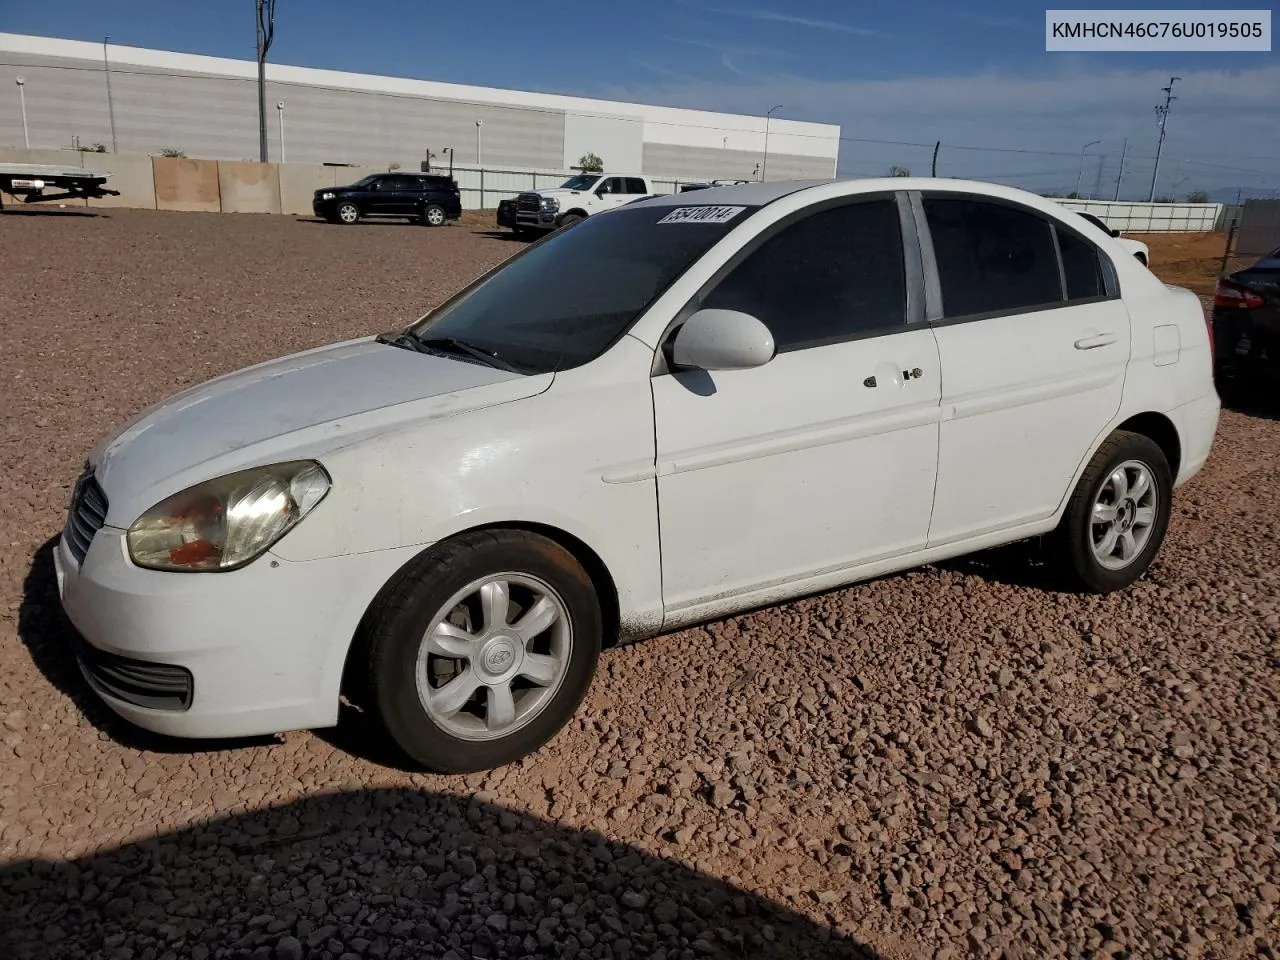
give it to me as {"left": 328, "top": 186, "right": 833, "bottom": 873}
{"left": 53, "top": 526, "right": 424, "bottom": 739}
{"left": 515, "top": 209, "right": 557, "bottom": 228}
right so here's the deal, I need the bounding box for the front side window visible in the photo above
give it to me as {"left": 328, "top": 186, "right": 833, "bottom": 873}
{"left": 408, "top": 204, "right": 757, "bottom": 373}
{"left": 924, "top": 197, "right": 1063, "bottom": 318}
{"left": 698, "top": 198, "right": 907, "bottom": 351}
{"left": 560, "top": 174, "right": 601, "bottom": 191}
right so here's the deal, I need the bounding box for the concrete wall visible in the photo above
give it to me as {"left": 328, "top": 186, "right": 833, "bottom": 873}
{"left": 218, "top": 160, "right": 281, "bottom": 214}
{"left": 152, "top": 156, "right": 220, "bottom": 212}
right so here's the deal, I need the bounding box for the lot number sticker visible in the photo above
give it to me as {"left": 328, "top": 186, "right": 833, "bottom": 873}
{"left": 657, "top": 205, "right": 746, "bottom": 225}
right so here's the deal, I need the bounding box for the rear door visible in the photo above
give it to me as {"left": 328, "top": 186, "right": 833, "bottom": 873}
{"left": 917, "top": 192, "right": 1131, "bottom": 547}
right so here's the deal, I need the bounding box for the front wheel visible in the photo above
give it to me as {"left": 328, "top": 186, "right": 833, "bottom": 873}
{"left": 555, "top": 212, "right": 584, "bottom": 230}
{"left": 1047, "top": 430, "right": 1172, "bottom": 593}
{"left": 336, "top": 201, "right": 361, "bottom": 224}
{"left": 357, "top": 530, "right": 602, "bottom": 773}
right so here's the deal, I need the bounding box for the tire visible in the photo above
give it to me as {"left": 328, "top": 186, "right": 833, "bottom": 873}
{"left": 1048, "top": 430, "right": 1172, "bottom": 593}
{"left": 514, "top": 226, "right": 535, "bottom": 239}
{"left": 356, "top": 530, "right": 602, "bottom": 773}
{"left": 336, "top": 201, "right": 361, "bottom": 225}
{"left": 421, "top": 203, "right": 447, "bottom": 227}
{"left": 556, "top": 212, "right": 584, "bottom": 230}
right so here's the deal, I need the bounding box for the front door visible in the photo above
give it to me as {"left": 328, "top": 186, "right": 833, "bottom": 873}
{"left": 651, "top": 195, "right": 942, "bottom": 617}
{"left": 919, "top": 193, "right": 1131, "bottom": 546}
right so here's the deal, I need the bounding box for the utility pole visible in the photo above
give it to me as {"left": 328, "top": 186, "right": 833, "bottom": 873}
{"left": 1147, "top": 75, "right": 1179, "bottom": 202}
{"left": 1113, "top": 137, "right": 1128, "bottom": 201}
{"left": 761, "top": 104, "right": 782, "bottom": 181}
{"left": 103, "top": 36, "right": 118, "bottom": 153}
{"left": 1075, "top": 140, "right": 1100, "bottom": 198}
{"left": 255, "top": 0, "right": 277, "bottom": 163}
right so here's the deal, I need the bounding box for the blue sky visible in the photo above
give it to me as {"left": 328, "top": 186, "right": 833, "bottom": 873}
{"left": 6, "top": 0, "right": 1278, "bottom": 198}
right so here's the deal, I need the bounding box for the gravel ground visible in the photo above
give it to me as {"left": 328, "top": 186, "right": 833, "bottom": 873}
{"left": 2, "top": 208, "right": 1279, "bottom": 959}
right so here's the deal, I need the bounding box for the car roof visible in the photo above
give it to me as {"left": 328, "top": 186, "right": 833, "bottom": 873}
{"left": 633, "top": 177, "right": 1120, "bottom": 219}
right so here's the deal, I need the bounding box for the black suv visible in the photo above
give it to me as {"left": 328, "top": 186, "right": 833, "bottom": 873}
{"left": 313, "top": 173, "right": 462, "bottom": 226}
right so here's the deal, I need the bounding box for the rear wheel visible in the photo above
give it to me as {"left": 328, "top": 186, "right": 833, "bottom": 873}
{"left": 336, "top": 201, "right": 360, "bottom": 225}
{"left": 357, "top": 530, "right": 602, "bottom": 773}
{"left": 421, "top": 203, "right": 447, "bottom": 227}
{"left": 1047, "top": 430, "right": 1172, "bottom": 593}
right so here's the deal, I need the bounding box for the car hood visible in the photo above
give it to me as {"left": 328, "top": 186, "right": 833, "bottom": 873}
{"left": 525, "top": 188, "right": 582, "bottom": 199}
{"left": 89, "top": 337, "right": 550, "bottom": 526}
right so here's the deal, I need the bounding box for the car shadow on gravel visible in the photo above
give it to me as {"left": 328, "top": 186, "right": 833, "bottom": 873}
{"left": 0, "top": 207, "right": 105, "bottom": 217}
{"left": 0, "top": 786, "right": 885, "bottom": 960}
{"left": 931, "top": 539, "right": 1060, "bottom": 591}
{"left": 18, "top": 536, "right": 280, "bottom": 755}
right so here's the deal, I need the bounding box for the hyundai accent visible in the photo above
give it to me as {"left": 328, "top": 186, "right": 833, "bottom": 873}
{"left": 56, "top": 178, "right": 1220, "bottom": 772}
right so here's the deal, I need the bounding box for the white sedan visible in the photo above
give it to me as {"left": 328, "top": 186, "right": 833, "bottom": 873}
{"left": 55, "top": 178, "right": 1220, "bottom": 772}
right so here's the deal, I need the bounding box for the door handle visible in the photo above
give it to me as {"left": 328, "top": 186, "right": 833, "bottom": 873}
{"left": 1074, "top": 332, "right": 1118, "bottom": 350}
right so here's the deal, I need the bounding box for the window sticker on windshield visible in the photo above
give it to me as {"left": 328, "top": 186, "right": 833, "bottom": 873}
{"left": 657, "top": 205, "right": 746, "bottom": 225}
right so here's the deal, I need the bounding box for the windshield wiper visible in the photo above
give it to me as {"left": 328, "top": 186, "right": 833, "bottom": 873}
{"left": 414, "top": 335, "right": 519, "bottom": 373}
{"left": 375, "top": 331, "right": 430, "bottom": 353}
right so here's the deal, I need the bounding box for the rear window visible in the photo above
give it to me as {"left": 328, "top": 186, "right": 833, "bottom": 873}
{"left": 409, "top": 204, "right": 757, "bottom": 373}
{"left": 925, "top": 197, "right": 1063, "bottom": 318}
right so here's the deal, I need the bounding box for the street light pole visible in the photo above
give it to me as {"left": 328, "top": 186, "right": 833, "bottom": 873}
{"left": 761, "top": 104, "right": 782, "bottom": 181}
{"left": 1075, "top": 139, "right": 1101, "bottom": 198}
{"left": 1148, "top": 76, "right": 1180, "bottom": 202}
{"left": 276, "top": 101, "right": 286, "bottom": 163}
{"left": 15, "top": 77, "right": 28, "bottom": 148}
{"left": 475, "top": 120, "right": 483, "bottom": 165}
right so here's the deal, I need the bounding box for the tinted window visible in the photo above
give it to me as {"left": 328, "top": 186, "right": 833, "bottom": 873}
{"left": 599, "top": 178, "right": 626, "bottom": 194}
{"left": 925, "top": 197, "right": 1063, "bottom": 318}
{"left": 700, "top": 199, "right": 906, "bottom": 350}
{"left": 409, "top": 205, "right": 756, "bottom": 373}
{"left": 1057, "top": 227, "right": 1106, "bottom": 300}
{"left": 625, "top": 178, "right": 648, "bottom": 194}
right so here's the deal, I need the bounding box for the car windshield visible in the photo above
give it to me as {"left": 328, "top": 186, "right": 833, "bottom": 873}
{"left": 407, "top": 204, "right": 757, "bottom": 373}
{"left": 560, "top": 174, "right": 601, "bottom": 190}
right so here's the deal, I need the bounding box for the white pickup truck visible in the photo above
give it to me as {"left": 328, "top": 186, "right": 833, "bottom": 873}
{"left": 511, "top": 173, "right": 655, "bottom": 235}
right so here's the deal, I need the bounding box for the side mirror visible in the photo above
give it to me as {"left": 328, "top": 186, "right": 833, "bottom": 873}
{"left": 670, "top": 309, "right": 775, "bottom": 372}
{"left": 1110, "top": 228, "right": 1121, "bottom": 237}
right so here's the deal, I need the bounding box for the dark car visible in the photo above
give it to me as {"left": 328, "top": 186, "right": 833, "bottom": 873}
{"left": 1213, "top": 245, "right": 1280, "bottom": 396}
{"left": 313, "top": 173, "right": 461, "bottom": 226}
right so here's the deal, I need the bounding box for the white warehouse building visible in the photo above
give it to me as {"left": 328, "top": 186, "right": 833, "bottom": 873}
{"left": 0, "top": 33, "right": 841, "bottom": 183}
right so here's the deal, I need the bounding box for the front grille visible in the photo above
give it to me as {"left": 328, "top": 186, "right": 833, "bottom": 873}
{"left": 517, "top": 193, "right": 541, "bottom": 213}
{"left": 64, "top": 472, "right": 108, "bottom": 564}
{"left": 76, "top": 637, "right": 193, "bottom": 711}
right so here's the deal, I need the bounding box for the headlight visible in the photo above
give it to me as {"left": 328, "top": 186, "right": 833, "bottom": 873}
{"left": 127, "top": 460, "right": 330, "bottom": 572}
{"left": 542, "top": 197, "right": 559, "bottom": 210}
{"left": 321, "top": 191, "right": 335, "bottom": 200}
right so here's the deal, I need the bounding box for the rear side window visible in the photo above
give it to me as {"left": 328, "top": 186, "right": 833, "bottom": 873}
{"left": 625, "top": 178, "right": 648, "bottom": 194}
{"left": 700, "top": 198, "right": 906, "bottom": 351}
{"left": 1057, "top": 227, "right": 1107, "bottom": 300}
{"left": 925, "top": 197, "right": 1063, "bottom": 318}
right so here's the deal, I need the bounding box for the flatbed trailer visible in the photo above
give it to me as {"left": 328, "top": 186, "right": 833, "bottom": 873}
{"left": 0, "top": 163, "right": 119, "bottom": 210}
